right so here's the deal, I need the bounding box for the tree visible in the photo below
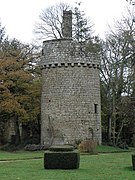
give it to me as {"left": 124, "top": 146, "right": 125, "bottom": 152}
{"left": 0, "top": 21, "right": 6, "bottom": 44}
{"left": 34, "top": 2, "right": 94, "bottom": 42}
{"left": 73, "top": 2, "right": 94, "bottom": 42}
{"left": 0, "top": 37, "right": 41, "bottom": 145}
{"left": 0, "top": 22, "right": 8, "bottom": 144}
{"left": 126, "top": 0, "right": 135, "bottom": 5}
{"left": 34, "top": 2, "right": 70, "bottom": 40}
{"left": 100, "top": 12, "right": 135, "bottom": 145}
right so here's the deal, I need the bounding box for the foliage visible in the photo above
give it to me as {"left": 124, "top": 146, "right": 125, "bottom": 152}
{"left": 0, "top": 21, "right": 6, "bottom": 43}
{"left": 49, "top": 145, "right": 74, "bottom": 152}
{"left": 34, "top": 2, "right": 94, "bottom": 42}
{"left": 0, "top": 24, "right": 41, "bottom": 145}
{"left": 73, "top": 2, "right": 94, "bottom": 42}
{"left": 79, "top": 140, "right": 97, "bottom": 154}
{"left": 100, "top": 11, "right": 135, "bottom": 145}
{"left": 0, "top": 40, "right": 41, "bottom": 118}
{"left": 24, "top": 144, "right": 48, "bottom": 151}
{"left": 34, "top": 2, "right": 70, "bottom": 40}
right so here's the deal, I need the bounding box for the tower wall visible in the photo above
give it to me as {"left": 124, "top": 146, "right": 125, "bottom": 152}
{"left": 41, "top": 39, "right": 102, "bottom": 145}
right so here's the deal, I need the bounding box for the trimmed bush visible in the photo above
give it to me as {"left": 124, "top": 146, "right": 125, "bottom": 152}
{"left": 44, "top": 150, "right": 80, "bottom": 169}
{"left": 132, "top": 154, "right": 135, "bottom": 170}
{"left": 49, "top": 145, "right": 74, "bottom": 152}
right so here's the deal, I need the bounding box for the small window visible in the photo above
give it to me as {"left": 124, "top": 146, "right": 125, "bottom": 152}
{"left": 94, "top": 104, "right": 98, "bottom": 114}
{"left": 42, "top": 49, "right": 44, "bottom": 55}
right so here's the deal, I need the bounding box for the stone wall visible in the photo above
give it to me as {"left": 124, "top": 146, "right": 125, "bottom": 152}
{"left": 41, "top": 39, "right": 99, "bottom": 67}
{"left": 41, "top": 10, "right": 101, "bottom": 146}
{"left": 40, "top": 38, "right": 102, "bottom": 145}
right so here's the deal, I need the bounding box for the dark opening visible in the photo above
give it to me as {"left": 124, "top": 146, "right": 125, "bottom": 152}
{"left": 94, "top": 104, "right": 98, "bottom": 114}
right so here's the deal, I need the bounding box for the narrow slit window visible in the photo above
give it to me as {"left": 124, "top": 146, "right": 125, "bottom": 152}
{"left": 94, "top": 104, "right": 98, "bottom": 114}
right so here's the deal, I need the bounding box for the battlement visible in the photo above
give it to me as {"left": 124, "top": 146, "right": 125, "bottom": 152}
{"left": 41, "top": 39, "right": 100, "bottom": 69}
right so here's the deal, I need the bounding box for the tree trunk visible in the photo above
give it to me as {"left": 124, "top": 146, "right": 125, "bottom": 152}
{"left": 112, "top": 89, "right": 116, "bottom": 146}
{"left": 14, "top": 118, "right": 21, "bottom": 145}
{"left": 133, "top": 63, "right": 135, "bottom": 97}
{"left": 116, "top": 122, "right": 124, "bottom": 145}
{"left": 108, "top": 115, "right": 112, "bottom": 143}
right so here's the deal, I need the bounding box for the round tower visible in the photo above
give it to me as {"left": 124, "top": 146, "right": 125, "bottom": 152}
{"left": 40, "top": 11, "right": 101, "bottom": 146}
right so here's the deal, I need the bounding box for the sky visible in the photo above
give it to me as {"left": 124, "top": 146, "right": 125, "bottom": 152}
{"left": 0, "top": 0, "right": 132, "bottom": 44}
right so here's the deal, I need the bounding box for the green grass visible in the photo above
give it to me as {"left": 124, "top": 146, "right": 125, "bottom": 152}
{"left": 97, "top": 145, "right": 129, "bottom": 153}
{"left": 0, "top": 150, "right": 135, "bottom": 180}
{"left": 0, "top": 150, "right": 43, "bottom": 161}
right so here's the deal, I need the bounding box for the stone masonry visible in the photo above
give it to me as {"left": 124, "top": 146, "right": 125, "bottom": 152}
{"left": 40, "top": 11, "right": 102, "bottom": 146}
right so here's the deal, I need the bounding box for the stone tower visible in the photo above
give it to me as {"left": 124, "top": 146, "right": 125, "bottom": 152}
{"left": 40, "top": 11, "right": 102, "bottom": 146}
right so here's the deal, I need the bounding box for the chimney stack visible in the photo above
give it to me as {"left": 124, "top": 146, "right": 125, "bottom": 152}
{"left": 62, "top": 10, "right": 72, "bottom": 38}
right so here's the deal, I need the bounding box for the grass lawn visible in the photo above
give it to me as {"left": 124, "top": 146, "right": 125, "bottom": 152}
{"left": 0, "top": 150, "right": 43, "bottom": 161}
{"left": 0, "top": 149, "right": 135, "bottom": 180}
{"left": 96, "top": 145, "right": 129, "bottom": 153}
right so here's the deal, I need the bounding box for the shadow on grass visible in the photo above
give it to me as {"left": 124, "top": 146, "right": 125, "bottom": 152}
{"left": 43, "top": 168, "right": 89, "bottom": 172}
{"left": 124, "top": 166, "right": 133, "bottom": 171}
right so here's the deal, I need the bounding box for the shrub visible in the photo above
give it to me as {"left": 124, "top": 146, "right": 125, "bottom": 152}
{"left": 44, "top": 150, "right": 80, "bottom": 169}
{"left": 24, "top": 144, "right": 49, "bottom": 151}
{"left": 49, "top": 145, "right": 74, "bottom": 152}
{"left": 79, "top": 140, "right": 97, "bottom": 154}
{"left": 0, "top": 144, "right": 19, "bottom": 152}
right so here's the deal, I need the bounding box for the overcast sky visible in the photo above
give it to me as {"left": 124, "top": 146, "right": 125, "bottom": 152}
{"left": 0, "top": 0, "right": 131, "bottom": 44}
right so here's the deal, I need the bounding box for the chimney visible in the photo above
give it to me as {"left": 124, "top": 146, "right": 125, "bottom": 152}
{"left": 62, "top": 10, "right": 72, "bottom": 38}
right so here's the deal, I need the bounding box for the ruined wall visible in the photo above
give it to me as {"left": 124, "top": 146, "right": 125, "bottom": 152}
{"left": 40, "top": 39, "right": 102, "bottom": 145}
